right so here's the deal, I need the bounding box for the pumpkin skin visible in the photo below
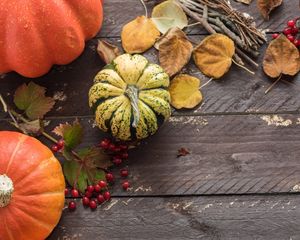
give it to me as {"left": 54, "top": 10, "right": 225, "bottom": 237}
{"left": 0, "top": 131, "right": 65, "bottom": 240}
{"left": 89, "top": 54, "right": 171, "bottom": 141}
{"left": 0, "top": 0, "right": 103, "bottom": 78}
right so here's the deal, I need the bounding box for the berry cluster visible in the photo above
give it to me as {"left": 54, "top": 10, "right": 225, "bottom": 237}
{"left": 66, "top": 180, "right": 111, "bottom": 211}
{"left": 99, "top": 138, "right": 131, "bottom": 191}
{"left": 51, "top": 139, "right": 65, "bottom": 152}
{"left": 272, "top": 19, "right": 300, "bottom": 47}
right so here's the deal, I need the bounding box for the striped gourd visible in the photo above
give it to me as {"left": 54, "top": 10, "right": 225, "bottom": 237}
{"left": 89, "top": 54, "right": 171, "bottom": 141}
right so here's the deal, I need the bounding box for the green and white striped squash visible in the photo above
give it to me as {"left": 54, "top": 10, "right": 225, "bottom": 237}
{"left": 89, "top": 54, "right": 171, "bottom": 141}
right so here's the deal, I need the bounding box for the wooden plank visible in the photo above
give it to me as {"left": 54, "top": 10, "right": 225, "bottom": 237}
{"left": 100, "top": 0, "right": 297, "bottom": 37}
{"left": 2, "top": 113, "right": 300, "bottom": 195}
{"left": 48, "top": 194, "right": 300, "bottom": 240}
{"left": 2, "top": 36, "right": 300, "bottom": 120}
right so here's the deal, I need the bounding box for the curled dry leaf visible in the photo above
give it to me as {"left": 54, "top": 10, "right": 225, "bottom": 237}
{"left": 97, "top": 40, "right": 121, "bottom": 64}
{"left": 257, "top": 0, "right": 282, "bottom": 20}
{"left": 158, "top": 27, "right": 193, "bottom": 77}
{"left": 235, "top": 0, "right": 253, "bottom": 4}
{"left": 263, "top": 34, "right": 300, "bottom": 78}
{"left": 169, "top": 74, "right": 203, "bottom": 109}
{"left": 193, "top": 34, "right": 235, "bottom": 79}
{"left": 121, "top": 16, "right": 160, "bottom": 53}
{"left": 152, "top": 0, "right": 188, "bottom": 34}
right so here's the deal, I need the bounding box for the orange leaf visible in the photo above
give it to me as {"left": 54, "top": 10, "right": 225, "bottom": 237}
{"left": 121, "top": 16, "right": 160, "bottom": 53}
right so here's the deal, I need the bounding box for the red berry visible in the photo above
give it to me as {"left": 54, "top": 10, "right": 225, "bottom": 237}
{"left": 97, "top": 194, "right": 105, "bottom": 204}
{"left": 71, "top": 189, "right": 79, "bottom": 198}
{"left": 291, "top": 27, "right": 299, "bottom": 35}
{"left": 287, "top": 20, "right": 296, "bottom": 28}
{"left": 57, "top": 139, "right": 65, "bottom": 150}
{"left": 120, "top": 169, "right": 129, "bottom": 178}
{"left": 122, "top": 181, "right": 130, "bottom": 190}
{"left": 121, "top": 152, "right": 129, "bottom": 159}
{"left": 103, "top": 191, "right": 111, "bottom": 201}
{"left": 68, "top": 201, "right": 76, "bottom": 210}
{"left": 51, "top": 145, "right": 59, "bottom": 152}
{"left": 119, "top": 145, "right": 128, "bottom": 151}
{"left": 287, "top": 34, "right": 295, "bottom": 42}
{"left": 94, "top": 184, "right": 101, "bottom": 192}
{"left": 113, "top": 157, "right": 122, "bottom": 165}
{"left": 85, "top": 191, "right": 92, "bottom": 198}
{"left": 82, "top": 197, "right": 90, "bottom": 206}
{"left": 108, "top": 143, "right": 116, "bottom": 151}
{"left": 98, "top": 180, "right": 107, "bottom": 188}
{"left": 106, "top": 173, "right": 114, "bottom": 182}
{"left": 89, "top": 200, "right": 97, "bottom": 210}
{"left": 99, "top": 140, "right": 110, "bottom": 149}
{"left": 64, "top": 188, "right": 69, "bottom": 196}
{"left": 87, "top": 185, "right": 94, "bottom": 193}
{"left": 272, "top": 33, "right": 279, "bottom": 39}
{"left": 114, "top": 147, "right": 121, "bottom": 152}
{"left": 283, "top": 27, "right": 292, "bottom": 35}
{"left": 294, "top": 39, "right": 300, "bottom": 47}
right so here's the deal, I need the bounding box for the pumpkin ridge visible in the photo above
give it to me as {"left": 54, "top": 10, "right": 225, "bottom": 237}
{"left": 139, "top": 98, "right": 165, "bottom": 126}
{"left": 4, "top": 216, "right": 14, "bottom": 240}
{"left": 5, "top": 134, "right": 27, "bottom": 173}
{"left": 14, "top": 190, "right": 64, "bottom": 198}
{"left": 12, "top": 156, "right": 57, "bottom": 186}
{"left": 11, "top": 205, "right": 53, "bottom": 236}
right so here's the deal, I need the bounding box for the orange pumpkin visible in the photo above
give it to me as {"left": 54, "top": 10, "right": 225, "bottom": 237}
{"left": 0, "top": 0, "right": 103, "bottom": 78}
{"left": 0, "top": 131, "right": 65, "bottom": 240}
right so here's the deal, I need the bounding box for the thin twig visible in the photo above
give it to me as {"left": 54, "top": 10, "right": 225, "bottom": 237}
{"left": 139, "top": 0, "right": 148, "bottom": 18}
{"left": 265, "top": 75, "right": 282, "bottom": 94}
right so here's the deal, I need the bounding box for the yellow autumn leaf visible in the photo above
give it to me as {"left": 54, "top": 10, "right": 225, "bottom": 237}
{"left": 169, "top": 74, "right": 203, "bottom": 109}
{"left": 121, "top": 16, "right": 160, "bottom": 54}
{"left": 193, "top": 34, "right": 235, "bottom": 79}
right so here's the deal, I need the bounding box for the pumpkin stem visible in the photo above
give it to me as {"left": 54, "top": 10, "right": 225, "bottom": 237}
{"left": 0, "top": 174, "right": 14, "bottom": 208}
{"left": 125, "top": 85, "right": 140, "bottom": 128}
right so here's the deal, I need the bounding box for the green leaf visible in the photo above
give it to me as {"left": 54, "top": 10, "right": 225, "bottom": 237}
{"left": 63, "top": 146, "right": 111, "bottom": 193}
{"left": 53, "top": 119, "right": 83, "bottom": 149}
{"left": 14, "top": 82, "right": 55, "bottom": 120}
{"left": 151, "top": 0, "right": 188, "bottom": 34}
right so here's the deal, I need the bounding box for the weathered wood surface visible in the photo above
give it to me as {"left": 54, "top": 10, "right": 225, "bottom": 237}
{"left": 2, "top": 113, "right": 300, "bottom": 196}
{"left": 48, "top": 195, "right": 300, "bottom": 240}
{"left": 1, "top": 0, "right": 300, "bottom": 239}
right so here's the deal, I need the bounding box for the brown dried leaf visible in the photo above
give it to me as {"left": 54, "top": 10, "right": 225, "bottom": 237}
{"left": 263, "top": 34, "right": 300, "bottom": 78}
{"left": 177, "top": 147, "right": 190, "bottom": 158}
{"left": 97, "top": 40, "right": 121, "bottom": 64}
{"left": 257, "top": 0, "right": 282, "bottom": 20}
{"left": 121, "top": 16, "right": 160, "bottom": 53}
{"left": 158, "top": 27, "right": 193, "bottom": 76}
{"left": 193, "top": 34, "right": 235, "bottom": 79}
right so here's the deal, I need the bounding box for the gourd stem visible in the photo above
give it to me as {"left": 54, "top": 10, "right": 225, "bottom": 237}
{"left": 0, "top": 174, "right": 14, "bottom": 208}
{"left": 125, "top": 86, "right": 140, "bottom": 128}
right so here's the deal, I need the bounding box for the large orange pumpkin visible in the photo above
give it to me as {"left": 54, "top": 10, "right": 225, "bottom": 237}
{"left": 0, "top": 131, "right": 65, "bottom": 240}
{"left": 0, "top": 0, "right": 103, "bottom": 78}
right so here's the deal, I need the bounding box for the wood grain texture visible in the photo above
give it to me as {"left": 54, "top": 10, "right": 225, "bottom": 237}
{"left": 48, "top": 195, "right": 300, "bottom": 240}
{"left": 2, "top": 113, "right": 300, "bottom": 196}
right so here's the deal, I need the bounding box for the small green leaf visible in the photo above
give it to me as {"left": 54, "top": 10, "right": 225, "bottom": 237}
{"left": 53, "top": 119, "right": 83, "bottom": 149}
{"left": 63, "top": 161, "right": 80, "bottom": 188}
{"left": 14, "top": 82, "right": 55, "bottom": 120}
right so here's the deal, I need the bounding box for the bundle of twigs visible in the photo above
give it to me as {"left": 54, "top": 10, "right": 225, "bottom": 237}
{"left": 178, "top": 0, "right": 267, "bottom": 66}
